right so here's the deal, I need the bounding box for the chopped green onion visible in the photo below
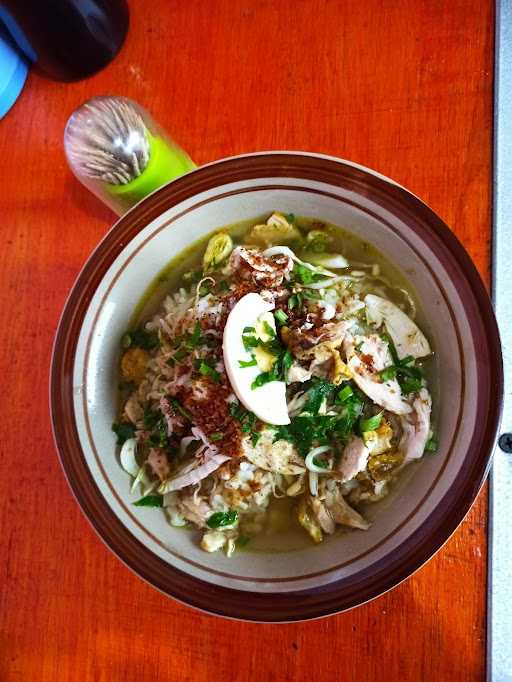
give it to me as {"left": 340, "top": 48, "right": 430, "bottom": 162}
{"left": 281, "top": 349, "right": 293, "bottom": 379}
{"left": 425, "top": 436, "right": 438, "bottom": 452}
{"left": 203, "top": 233, "right": 233, "bottom": 269}
{"left": 218, "top": 280, "right": 230, "bottom": 292}
{"left": 336, "top": 385, "right": 354, "bottom": 403}
{"left": 243, "top": 326, "right": 256, "bottom": 333}
{"left": 209, "top": 432, "right": 224, "bottom": 442}
{"left": 239, "top": 357, "right": 257, "bottom": 368}
{"left": 288, "top": 292, "right": 303, "bottom": 310}
{"left": 274, "top": 309, "right": 289, "bottom": 325}
{"left": 359, "top": 411, "right": 384, "bottom": 433}
{"left": 380, "top": 332, "right": 400, "bottom": 365}
{"left": 380, "top": 366, "right": 398, "bottom": 381}
{"left": 292, "top": 262, "right": 326, "bottom": 285}
{"left": 133, "top": 494, "right": 163, "bottom": 508}
{"left": 207, "top": 510, "right": 238, "bottom": 529}
{"left": 355, "top": 341, "right": 364, "bottom": 352}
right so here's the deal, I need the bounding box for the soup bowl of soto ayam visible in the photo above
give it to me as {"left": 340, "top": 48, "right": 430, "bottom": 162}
{"left": 51, "top": 152, "right": 502, "bottom": 621}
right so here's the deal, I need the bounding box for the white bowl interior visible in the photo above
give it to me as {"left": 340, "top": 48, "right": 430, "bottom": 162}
{"left": 74, "top": 175, "right": 476, "bottom": 593}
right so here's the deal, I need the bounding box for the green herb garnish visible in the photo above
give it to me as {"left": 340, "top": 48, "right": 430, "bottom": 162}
{"left": 400, "top": 376, "right": 423, "bottom": 394}
{"left": 242, "top": 334, "right": 259, "bottom": 351}
{"left": 198, "top": 360, "right": 221, "bottom": 382}
{"left": 209, "top": 432, "right": 224, "bottom": 442}
{"left": 184, "top": 322, "right": 203, "bottom": 350}
{"left": 133, "top": 494, "right": 164, "bottom": 507}
{"left": 251, "top": 348, "right": 292, "bottom": 389}
{"left": 112, "top": 422, "right": 135, "bottom": 445}
{"left": 251, "top": 430, "right": 261, "bottom": 446}
{"left": 148, "top": 417, "right": 169, "bottom": 448}
{"left": 262, "top": 320, "right": 276, "bottom": 338}
{"left": 275, "top": 399, "right": 363, "bottom": 456}
{"left": 122, "top": 328, "right": 159, "bottom": 351}
{"left": 170, "top": 398, "right": 192, "bottom": 420}
{"left": 207, "top": 510, "right": 238, "bottom": 529}
{"left": 379, "top": 342, "right": 424, "bottom": 394}
{"left": 229, "top": 401, "right": 258, "bottom": 439}
{"left": 380, "top": 332, "right": 398, "bottom": 363}
{"left": 303, "top": 378, "right": 337, "bottom": 415}
{"left": 251, "top": 372, "right": 275, "bottom": 389}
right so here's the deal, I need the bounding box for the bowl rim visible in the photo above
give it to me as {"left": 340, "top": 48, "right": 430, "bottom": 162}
{"left": 50, "top": 151, "right": 503, "bottom": 622}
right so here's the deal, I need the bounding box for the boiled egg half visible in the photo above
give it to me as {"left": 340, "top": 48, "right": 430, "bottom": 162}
{"left": 223, "top": 293, "right": 290, "bottom": 425}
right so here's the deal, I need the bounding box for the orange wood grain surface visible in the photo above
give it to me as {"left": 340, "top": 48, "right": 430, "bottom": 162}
{"left": 0, "top": 1, "right": 493, "bottom": 680}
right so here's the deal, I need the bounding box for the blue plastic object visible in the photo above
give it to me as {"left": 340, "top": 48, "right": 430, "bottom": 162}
{"left": 0, "top": 26, "right": 28, "bottom": 119}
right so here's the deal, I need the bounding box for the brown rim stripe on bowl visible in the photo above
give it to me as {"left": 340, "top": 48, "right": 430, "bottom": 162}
{"left": 51, "top": 153, "right": 503, "bottom": 621}
{"left": 81, "top": 184, "right": 466, "bottom": 583}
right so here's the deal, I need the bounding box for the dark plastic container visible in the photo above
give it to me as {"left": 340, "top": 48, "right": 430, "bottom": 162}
{"left": 0, "top": 0, "right": 129, "bottom": 81}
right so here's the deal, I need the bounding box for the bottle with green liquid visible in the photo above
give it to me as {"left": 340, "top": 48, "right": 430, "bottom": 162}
{"left": 64, "top": 96, "right": 195, "bottom": 215}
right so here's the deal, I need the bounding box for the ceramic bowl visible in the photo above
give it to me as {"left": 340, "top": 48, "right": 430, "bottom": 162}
{"left": 51, "top": 152, "right": 502, "bottom": 621}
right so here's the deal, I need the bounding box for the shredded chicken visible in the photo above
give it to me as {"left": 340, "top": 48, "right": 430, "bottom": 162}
{"left": 399, "top": 388, "right": 432, "bottom": 464}
{"left": 344, "top": 334, "right": 412, "bottom": 415}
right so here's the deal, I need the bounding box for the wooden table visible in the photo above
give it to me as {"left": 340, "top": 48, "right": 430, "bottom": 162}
{"left": 0, "top": 2, "right": 493, "bottom": 679}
